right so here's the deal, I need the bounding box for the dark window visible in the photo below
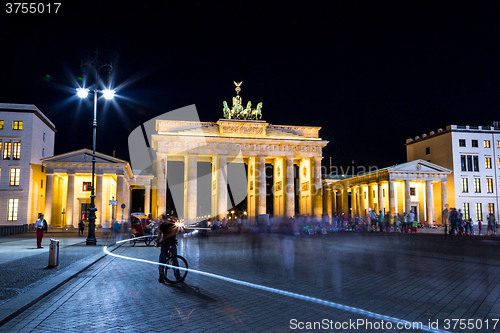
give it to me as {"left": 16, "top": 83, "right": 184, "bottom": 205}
{"left": 459, "top": 139, "right": 466, "bottom": 147}
{"left": 410, "top": 187, "right": 416, "bottom": 196}
{"left": 425, "top": 147, "right": 430, "bottom": 155}
{"left": 472, "top": 140, "right": 478, "bottom": 147}
{"left": 461, "top": 155, "right": 467, "bottom": 171}
{"left": 473, "top": 156, "right": 479, "bottom": 172}
{"left": 467, "top": 155, "right": 473, "bottom": 171}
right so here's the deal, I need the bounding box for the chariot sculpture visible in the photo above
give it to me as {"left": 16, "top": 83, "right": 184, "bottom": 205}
{"left": 222, "top": 81, "right": 263, "bottom": 120}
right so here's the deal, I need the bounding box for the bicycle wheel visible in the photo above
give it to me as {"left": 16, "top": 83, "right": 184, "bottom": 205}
{"left": 163, "top": 255, "right": 188, "bottom": 283}
{"left": 130, "top": 235, "right": 136, "bottom": 247}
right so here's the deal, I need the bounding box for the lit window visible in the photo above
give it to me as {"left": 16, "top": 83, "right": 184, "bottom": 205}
{"left": 474, "top": 178, "right": 481, "bottom": 193}
{"left": 487, "top": 178, "right": 494, "bottom": 193}
{"left": 461, "top": 178, "right": 468, "bottom": 193}
{"left": 484, "top": 140, "right": 491, "bottom": 148}
{"left": 476, "top": 202, "right": 483, "bottom": 221}
{"left": 497, "top": 140, "right": 500, "bottom": 148}
{"left": 12, "top": 121, "right": 23, "bottom": 130}
{"left": 485, "top": 157, "right": 492, "bottom": 169}
{"left": 459, "top": 139, "right": 466, "bottom": 147}
{"left": 3, "top": 141, "right": 11, "bottom": 159}
{"left": 0, "top": 120, "right": 4, "bottom": 129}
{"left": 7, "top": 198, "right": 18, "bottom": 221}
{"left": 83, "top": 181, "right": 92, "bottom": 191}
{"left": 488, "top": 203, "right": 495, "bottom": 215}
{"left": 12, "top": 142, "right": 20, "bottom": 160}
{"left": 9, "top": 168, "right": 20, "bottom": 186}
{"left": 472, "top": 140, "right": 478, "bottom": 147}
{"left": 463, "top": 203, "right": 470, "bottom": 220}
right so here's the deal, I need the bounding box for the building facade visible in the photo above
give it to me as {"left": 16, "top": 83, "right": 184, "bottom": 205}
{"left": 0, "top": 103, "right": 55, "bottom": 227}
{"left": 323, "top": 160, "right": 451, "bottom": 225}
{"left": 406, "top": 123, "right": 500, "bottom": 223}
{"left": 41, "top": 149, "right": 135, "bottom": 228}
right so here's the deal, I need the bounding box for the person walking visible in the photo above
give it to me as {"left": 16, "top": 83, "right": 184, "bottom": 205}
{"left": 78, "top": 219, "right": 85, "bottom": 236}
{"left": 487, "top": 213, "right": 495, "bottom": 235}
{"left": 478, "top": 220, "right": 482, "bottom": 235}
{"left": 35, "top": 214, "right": 45, "bottom": 248}
{"left": 408, "top": 210, "right": 415, "bottom": 233}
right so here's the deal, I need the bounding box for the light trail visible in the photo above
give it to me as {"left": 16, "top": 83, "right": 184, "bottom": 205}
{"left": 104, "top": 243, "right": 450, "bottom": 333}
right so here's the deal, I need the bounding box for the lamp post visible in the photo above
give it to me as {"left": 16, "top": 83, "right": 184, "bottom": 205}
{"left": 76, "top": 53, "right": 114, "bottom": 245}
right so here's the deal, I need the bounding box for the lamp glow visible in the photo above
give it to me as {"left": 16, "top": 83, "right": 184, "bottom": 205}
{"left": 102, "top": 89, "right": 115, "bottom": 100}
{"left": 76, "top": 88, "right": 89, "bottom": 98}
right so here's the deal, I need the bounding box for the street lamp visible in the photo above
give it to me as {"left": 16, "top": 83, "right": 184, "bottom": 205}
{"left": 76, "top": 53, "right": 114, "bottom": 245}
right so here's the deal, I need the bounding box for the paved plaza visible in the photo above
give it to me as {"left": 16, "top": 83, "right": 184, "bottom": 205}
{"left": 1, "top": 231, "right": 500, "bottom": 332}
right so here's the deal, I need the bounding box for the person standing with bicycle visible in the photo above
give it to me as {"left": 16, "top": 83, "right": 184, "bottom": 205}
{"left": 157, "top": 214, "right": 179, "bottom": 283}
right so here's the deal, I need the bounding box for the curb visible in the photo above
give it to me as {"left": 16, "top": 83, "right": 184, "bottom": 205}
{"left": 0, "top": 242, "right": 123, "bottom": 327}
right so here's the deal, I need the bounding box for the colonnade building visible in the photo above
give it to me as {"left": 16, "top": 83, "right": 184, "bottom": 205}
{"left": 323, "top": 160, "right": 451, "bottom": 225}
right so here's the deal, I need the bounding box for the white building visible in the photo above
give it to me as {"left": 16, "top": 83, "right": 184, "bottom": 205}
{"left": 406, "top": 123, "right": 500, "bottom": 223}
{"left": 0, "top": 103, "right": 56, "bottom": 229}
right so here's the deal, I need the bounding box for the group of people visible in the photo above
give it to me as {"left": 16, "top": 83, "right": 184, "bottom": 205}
{"left": 328, "top": 210, "right": 419, "bottom": 233}
{"left": 447, "top": 207, "right": 498, "bottom": 236}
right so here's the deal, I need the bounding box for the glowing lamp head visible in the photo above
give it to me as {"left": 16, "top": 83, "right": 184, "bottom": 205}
{"left": 102, "top": 89, "right": 115, "bottom": 100}
{"left": 76, "top": 88, "right": 89, "bottom": 98}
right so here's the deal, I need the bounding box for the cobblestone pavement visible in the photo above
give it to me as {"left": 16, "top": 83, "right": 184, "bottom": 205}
{"left": 2, "top": 233, "right": 500, "bottom": 333}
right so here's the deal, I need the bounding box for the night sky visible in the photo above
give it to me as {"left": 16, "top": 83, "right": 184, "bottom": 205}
{"left": 1, "top": 1, "right": 498, "bottom": 172}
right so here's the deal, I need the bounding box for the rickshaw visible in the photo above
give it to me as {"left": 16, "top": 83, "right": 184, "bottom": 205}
{"left": 129, "top": 212, "right": 157, "bottom": 247}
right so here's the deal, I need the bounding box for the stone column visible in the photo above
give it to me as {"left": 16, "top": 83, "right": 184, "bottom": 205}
{"left": 378, "top": 182, "right": 385, "bottom": 214}
{"left": 441, "top": 180, "right": 447, "bottom": 211}
{"left": 66, "top": 173, "right": 75, "bottom": 227}
{"left": 257, "top": 156, "right": 266, "bottom": 215}
{"left": 332, "top": 189, "right": 337, "bottom": 214}
{"left": 405, "top": 179, "right": 411, "bottom": 213}
{"left": 216, "top": 155, "right": 227, "bottom": 220}
{"left": 312, "top": 157, "right": 323, "bottom": 218}
{"left": 426, "top": 180, "right": 434, "bottom": 226}
{"left": 389, "top": 180, "right": 396, "bottom": 216}
{"left": 155, "top": 154, "right": 167, "bottom": 216}
{"left": 324, "top": 187, "right": 332, "bottom": 217}
{"left": 95, "top": 174, "right": 103, "bottom": 228}
{"left": 351, "top": 187, "right": 357, "bottom": 216}
{"left": 285, "top": 157, "right": 295, "bottom": 218}
{"left": 184, "top": 154, "right": 198, "bottom": 224}
{"left": 359, "top": 186, "right": 366, "bottom": 218}
{"left": 342, "top": 186, "right": 349, "bottom": 214}
{"left": 44, "top": 173, "right": 54, "bottom": 226}
{"left": 368, "top": 184, "right": 374, "bottom": 212}
{"left": 117, "top": 175, "right": 126, "bottom": 220}
{"left": 144, "top": 185, "right": 151, "bottom": 216}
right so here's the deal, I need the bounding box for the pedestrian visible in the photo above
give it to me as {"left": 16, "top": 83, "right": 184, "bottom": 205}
{"left": 35, "top": 213, "right": 45, "bottom": 248}
{"left": 408, "top": 210, "right": 415, "bottom": 232}
{"left": 43, "top": 217, "right": 48, "bottom": 233}
{"left": 78, "top": 219, "right": 85, "bottom": 235}
{"left": 487, "top": 213, "right": 495, "bottom": 235}
{"left": 378, "top": 211, "right": 383, "bottom": 232}
{"left": 470, "top": 219, "right": 475, "bottom": 235}
{"left": 113, "top": 220, "right": 120, "bottom": 238}
{"left": 478, "top": 220, "right": 482, "bottom": 235}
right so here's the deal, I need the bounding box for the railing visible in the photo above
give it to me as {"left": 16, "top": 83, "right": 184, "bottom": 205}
{"left": 0, "top": 224, "right": 31, "bottom": 236}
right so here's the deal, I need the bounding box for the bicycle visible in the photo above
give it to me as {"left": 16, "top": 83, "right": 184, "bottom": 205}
{"left": 161, "top": 245, "right": 188, "bottom": 283}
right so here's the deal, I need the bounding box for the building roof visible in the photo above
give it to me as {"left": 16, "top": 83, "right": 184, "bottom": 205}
{"left": 0, "top": 103, "right": 56, "bottom": 132}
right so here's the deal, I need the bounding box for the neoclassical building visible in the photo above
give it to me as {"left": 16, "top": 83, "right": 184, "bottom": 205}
{"left": 323, "top": 159, "right": 452, "bottom": 225}
{"left": 150, "top": 118, "right": 328, "bottom": 222}
{"left": 41, "top": 149, "right": 135, "bottom": 228}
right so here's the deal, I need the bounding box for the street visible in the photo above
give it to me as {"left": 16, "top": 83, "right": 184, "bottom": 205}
{"left": 2, "top": 232, "right": 500, "bottom": 332}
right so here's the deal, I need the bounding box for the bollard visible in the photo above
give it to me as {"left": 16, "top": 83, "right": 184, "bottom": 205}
{"left": 48, "top": 239, "right": 60, "bottom": 267}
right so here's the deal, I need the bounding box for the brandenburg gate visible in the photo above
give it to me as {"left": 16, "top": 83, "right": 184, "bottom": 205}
{"left": 150, "top": 83, "right": 328, "bottom": 223}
